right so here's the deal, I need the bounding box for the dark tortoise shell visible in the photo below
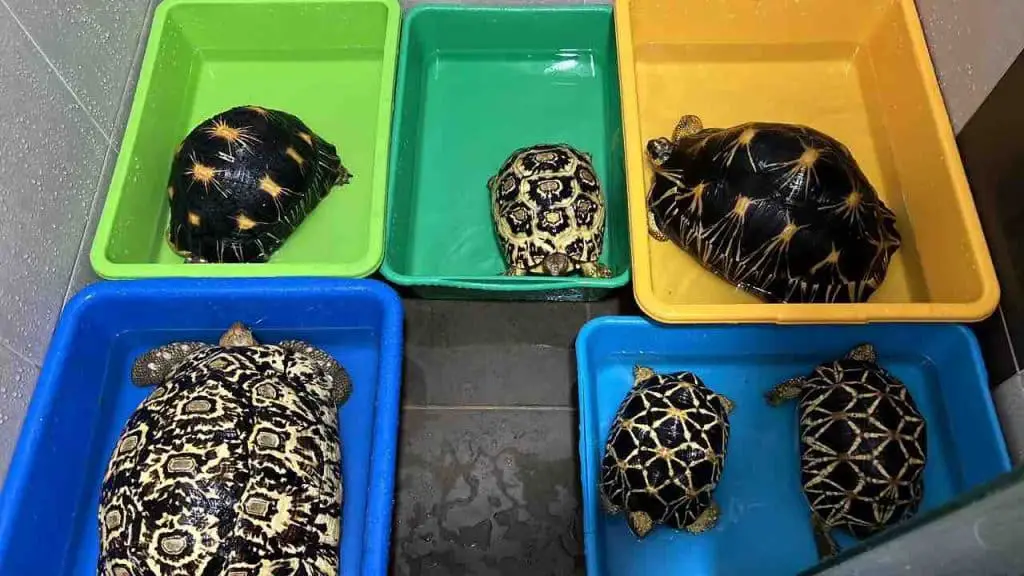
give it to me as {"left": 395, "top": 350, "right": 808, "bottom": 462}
{"left": 600, "top": 367, "right": 732, "bottom": 539}
{"left": 646, "top": 116, "right": 901, "bottom": 303}
{"left": 767, "top": 344, "right": 927, "bottom": 559}
{"left": 489, "top": 144, "right": 611, "bottom": 278}
{"left": 99, "top": 326, "right": 350, "bottom": 574}
{"left": 167, "top": 106, "right": 350, "bottom": 263}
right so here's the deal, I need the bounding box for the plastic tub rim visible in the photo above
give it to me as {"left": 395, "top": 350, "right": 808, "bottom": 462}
{"left": 613, "top": 0, "right": 1000, "bottom": 324}
{"left": 574, "top": 316, "right": 1011, "bottom": 575}
{"left": 89, "top": 0, "right": 402, "bottom": 280}
{"left": 0, "top": 277, "right": 404, "bottom": 575}
{"left": 380, "top": 2, "right": 631, "bottom": 294}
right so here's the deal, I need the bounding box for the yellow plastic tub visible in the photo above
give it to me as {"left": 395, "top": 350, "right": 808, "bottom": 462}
{"left": 616, "top": 0, "right": 999, "bottom": 324}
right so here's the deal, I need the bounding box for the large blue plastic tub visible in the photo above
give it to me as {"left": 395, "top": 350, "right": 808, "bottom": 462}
{"left": 576, "top": 318, "right": 1010, "bottom": 576}
{"left": 0, "top": 278, "right": 403, "bottom": 576}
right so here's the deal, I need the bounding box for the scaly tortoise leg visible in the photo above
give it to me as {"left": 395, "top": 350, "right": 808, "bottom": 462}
{"left": 811, "top": 514, "right": 840, "bottom": 559}
{"left": 580, "top": 262, "right": 613, "bottom": 278}
{"left": 132, "top": 342, "right": 210, "bottom": 386}
{"left": 685, "top": 500, "right": 721, "bottom": 534}
{"left": 845, "top": 343, "right": 877, "bottom": 363}
{"left": 279, "top": 340, "right": 352, "bottom": 404}
{"left": 672, "top": 114, "right": 705, "bottom": 142}
{"left": 647, "top": 211, "right": 669, "bottom": 242}
{"left": 765, "top": 377, "right": 806, "bottom": 407}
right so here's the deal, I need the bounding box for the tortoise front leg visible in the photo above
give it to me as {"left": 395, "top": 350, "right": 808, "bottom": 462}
{"left": 765, "top": 377, "right": 805, "bottom": 407}
{"left": 647, "top": 211, "right": 669, "bottom": 242}
{"left": 504, "top": 266, "right": 527, "bottom": 276}
{"left": 279, "top": 341, "right": 352, "bottom": 405}
{"left": 131, "top": 342, "right": 210, "bottom": 386}
{"left": 580, "top": 262, "right": 612, "bottom": 278}
{"left": 684, "top": 500, "right": 721, "bottom": 534}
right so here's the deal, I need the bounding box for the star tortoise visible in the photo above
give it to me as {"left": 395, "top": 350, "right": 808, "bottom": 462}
{"left": 489, "top": 144, "right": 611, "bottom": 278}
{"left": 767, "top": 343, "right": 927, "bottom": 559}
{"left": 600, "top": 366, "right": 733, "bottom": 538}
{"left": 646, "top": 115, "right": 902, "bottom": 303}
{"left": 98, "top": 323, "right": 351, "bottom": 575}
{"left": 167, "top": 105, "right": 351, "bottom": 263}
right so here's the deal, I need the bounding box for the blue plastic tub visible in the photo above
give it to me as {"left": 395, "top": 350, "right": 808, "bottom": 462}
{"left": 0, "top": 278, "right": 403, "bottom": 576}
{"left": 576, "top": 318, "right": 1010, "bottom": 576}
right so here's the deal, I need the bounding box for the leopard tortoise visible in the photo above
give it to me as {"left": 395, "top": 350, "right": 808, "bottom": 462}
{"left": 489, "top": 143, "right": 611, "bottom": 278}
{"left": 167, "top": 105, "right": 351, "bottom": 263}
{"left": 646, "top": 115, "right": 901, "bottom": 303}
{"left": 98, "top": 323, "right": 351, "bottom": 575}
{"left": 766, "top": 343, "right": 927, "bottom": 559}
{"left": 600, "top": 366, "right": 733, "bottom": 538}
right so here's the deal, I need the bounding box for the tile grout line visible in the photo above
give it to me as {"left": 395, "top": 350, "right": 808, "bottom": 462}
{"left": 0, "top": 0, "right": 111, "bottom": 144}
{"left": 59, "top": 0, "right": 157, "bottom": 304}
{"left": 110, "top": 0, "right": 159, "bottom": 154}
{"left": 403, "top": 404, "right": 577, "bottom": 412}
{"left": 0, "top": 340, "right": 41, "bottom": 369}
{"left": 999, "top": 304, "right": 1020, "bottom": 373}
{"left": 60, "top": 144, "right": 115, "bottom": 304}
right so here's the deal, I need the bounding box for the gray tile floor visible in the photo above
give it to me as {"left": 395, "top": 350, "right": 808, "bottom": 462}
{"left": 391, "top": 294, "right": 637, "bottom": 575}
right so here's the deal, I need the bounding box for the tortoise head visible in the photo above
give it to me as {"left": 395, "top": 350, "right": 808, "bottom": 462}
{"left": 541, "top": 253, "right": 571, "bottom": 276}
{"left": 646, "top": 137, "right": 676, "bottom": 168}
{"left": 219, "top": 322, "right": 257, "bottom": 347}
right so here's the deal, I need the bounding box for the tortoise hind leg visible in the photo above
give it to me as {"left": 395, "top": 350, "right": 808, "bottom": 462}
{"left": 599, "top": 491, "right": 621, "bottom": 515}
{"left": 812, "top": 514, "right": 840, "bottom": 560}
{"left": 627, "top": 511, "right": 655, "bottom": 539}
{"left": 684, "top": 501, "right": 721, "bottom": 534}
{"left": 647, "top": 211, "right": 669, "bottom": 242}
{"left": 131, "top": 342, "right": 209, "bottom": 386}
{"left": 279, "top": 341, "right": 352, "bottom": 404}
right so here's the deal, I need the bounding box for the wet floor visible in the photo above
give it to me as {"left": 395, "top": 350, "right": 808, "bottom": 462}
{"left": 390, "top": 295, "right": 637, "bottom": 575}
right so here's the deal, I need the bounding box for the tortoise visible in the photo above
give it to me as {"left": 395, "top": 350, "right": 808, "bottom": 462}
{"left": 645, "top": 115, "right": 902, "bottom": 303}
{"left": 766, "top": 343, "right": 927, "bottom": 559}
{"left": 488, "top": 143, "right": 611, "bottom": 278}
{"left": 599, "top": 366, "right": 733, "bottom": 538}
{"left": 167, "top": 105, "right": 351, "bottom": 263}
{"left": 98, "top": 323, "right": 351, "bottom": 575}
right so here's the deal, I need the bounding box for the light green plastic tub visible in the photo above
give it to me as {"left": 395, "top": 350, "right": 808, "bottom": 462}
{"left": 90, "top": 0, "right": 400, "bottom": 279}
{"left": 381, "top": 5, "right": 630, "bottom": 301}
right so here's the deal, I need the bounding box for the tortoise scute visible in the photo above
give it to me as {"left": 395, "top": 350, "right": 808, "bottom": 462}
{"left": 490, "top": 144, "right": 609, "bottom": 277}
{"left": 599, "top": 370, "right": 731, "bottom": 538}
{"left": 647, "top": 120, "right": 902, "bottom": 303}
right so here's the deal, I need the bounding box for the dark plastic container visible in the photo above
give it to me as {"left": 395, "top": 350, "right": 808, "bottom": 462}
{"left": 0, "top": 278, "right": 403, "bottom": 576}
{"left": 576, "top": 318, "right": 1010, "bottom": 576}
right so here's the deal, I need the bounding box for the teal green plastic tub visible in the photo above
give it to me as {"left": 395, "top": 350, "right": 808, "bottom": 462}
{"left": 90, "top": 0, "right": 400, "bottom": 279}
{"left": 381, "top": 5, "right": 630, "bottom": 301}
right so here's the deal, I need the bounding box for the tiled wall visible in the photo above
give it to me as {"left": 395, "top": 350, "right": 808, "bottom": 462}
{"left": 916, "top": 0, "right": 1024, "bottom": 131}
{"left": 0, "top": 0, "right": 1022, "bottom": 481}
{"left": 0, "top": 0, "right": 157, "bottom": 477}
